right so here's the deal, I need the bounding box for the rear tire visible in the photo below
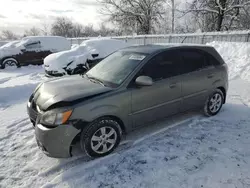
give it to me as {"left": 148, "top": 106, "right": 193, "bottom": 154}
{"left": 204, "top": 89, "right": 224, "bottom": 117}
{"left": 80, "top": 118, "right": 122, "bottom": 158}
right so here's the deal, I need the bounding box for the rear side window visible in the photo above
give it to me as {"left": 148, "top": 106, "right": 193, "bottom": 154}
{"left": 179, "top": 49, "right": 205, "bottom": 74}
{"left": 139, "top": 50, "right": 181, "bottom": 81}
{"left": 205, "top": 52, "right": 221, "bottom": 66}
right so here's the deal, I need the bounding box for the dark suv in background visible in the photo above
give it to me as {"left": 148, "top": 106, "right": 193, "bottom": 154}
{"left": 27, "top": 44, "right": 228, "bottom": 158}
{"left": 0, "top": 36, "right": 70, "bottom": 69}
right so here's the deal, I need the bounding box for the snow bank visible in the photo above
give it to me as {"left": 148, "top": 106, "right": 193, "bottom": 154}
{"left": 0, "top": 66, "right": 45, "bottom": 109}
{"left": 207, "top": 41, "right": 250, "bottom": 81}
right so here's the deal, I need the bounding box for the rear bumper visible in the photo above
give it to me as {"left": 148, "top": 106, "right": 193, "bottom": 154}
{"left": 35, "top": 123, "right": 80, "bottom": 158}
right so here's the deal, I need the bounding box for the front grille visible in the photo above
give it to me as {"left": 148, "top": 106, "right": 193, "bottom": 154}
{"left": 31, "top": 100, "right": 37, "bottom": 112}
{"left": 28, "top": 100, "right": 39, "bottom": 125}
{"left": 29, "top": 93, "right": 34, "bottom": 102}
{"left": 45, "top": 70, "right": 64, "bottom": 77}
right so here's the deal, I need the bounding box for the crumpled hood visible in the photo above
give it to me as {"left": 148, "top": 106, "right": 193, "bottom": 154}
{"left": 33, "top": 75, "right": 112, "bottom": 111}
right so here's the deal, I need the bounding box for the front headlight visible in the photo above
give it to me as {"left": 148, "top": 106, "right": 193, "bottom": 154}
{"left": 40, "top": 109, "right": 73, "bottom": 126}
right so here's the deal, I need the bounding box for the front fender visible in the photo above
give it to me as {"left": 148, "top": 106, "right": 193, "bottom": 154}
{"left": 70, "top": 104, "right": 128, "bottom": 128}
{"left": 89, "top": 105, "right": 120, "bottom": 120}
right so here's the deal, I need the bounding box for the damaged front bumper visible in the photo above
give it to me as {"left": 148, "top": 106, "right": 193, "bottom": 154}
{"left": 35, "top": 123, "right": 80, "bottom": 158}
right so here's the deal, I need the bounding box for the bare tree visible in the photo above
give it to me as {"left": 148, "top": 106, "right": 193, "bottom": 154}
{"left": 98, "top": 23, "right": 119, "bottom": 36}
{"left": 1, "top": 30, "right": 18, "bottom": 40}
{"left": 100, "top": 0, "right": 166, "bottom": 34}
{"left": 40, "top": 22, "right": 50, "bottom": 36}
{"left": 82, "top": 24, "right": 99, "bottom": 37}
{"left": 24, "top": 27, "right": 41, "bottom": 36}
{"left": 237, "top": 6, "right": 250, "bottom": 29}
{"left": 171, "top": 0, "right": 175, "bottom": 33}
{"left": 184, "top": 0, "right": 250, "bottom": 31}
{"left": 72, "top": 23, "right": 83, "bottom": 38}
{"left": 51, "top": 17, "right": 74, "bottom": 37}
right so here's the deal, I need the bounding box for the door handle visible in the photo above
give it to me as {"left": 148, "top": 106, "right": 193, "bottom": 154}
{"left": 207, "top": 74, "right": 214, "bottom": 79}
{"left": 169, "top": 83, "right": 177, "bottom": 89}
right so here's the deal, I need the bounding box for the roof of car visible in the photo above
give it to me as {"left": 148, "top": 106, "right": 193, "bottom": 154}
{"left": 22, "top": 36, "right": 66, "bottom": 40}
{"left": 121, "top": 43, "right": 213, "bottom": 54}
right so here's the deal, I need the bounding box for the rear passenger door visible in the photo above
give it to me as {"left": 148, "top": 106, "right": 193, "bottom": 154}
{"left": 179, "top": 49, "right": 215, "bottom": 111}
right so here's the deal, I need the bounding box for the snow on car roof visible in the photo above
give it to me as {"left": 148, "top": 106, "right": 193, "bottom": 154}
{"left": 16, "top": 36, "right": 71, "bottom": 51}
{"left": 121, "top": 43, "right": 214, "bottom": 54}
{"left": 80, "top": 38, "right": 126, "bottom": 46}
{"left": 78, "top": 38, "right": 129, "bottom": 57}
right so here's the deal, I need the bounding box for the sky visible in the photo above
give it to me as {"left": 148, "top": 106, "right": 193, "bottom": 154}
{"left": 0, "top": 0, "right": 101, "bottom": 34}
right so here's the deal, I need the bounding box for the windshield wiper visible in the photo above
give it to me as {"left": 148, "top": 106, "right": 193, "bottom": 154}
{"left": 84, "top": 74, "right": 105, "bottom": 87}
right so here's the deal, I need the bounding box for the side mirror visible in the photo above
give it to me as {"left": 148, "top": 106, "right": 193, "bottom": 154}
{"left": 135, "top": 76, "right": 153, "bottom": 86}
{"left": 21, "top": 48, "right": 26, "bottom": 52}
{"left": 91, "top": 54, "right": 99, "bottom": 58}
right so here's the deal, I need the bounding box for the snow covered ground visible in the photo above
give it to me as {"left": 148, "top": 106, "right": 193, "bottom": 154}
{"left": 1, "top": 42, "right": 250, "bottom": 188}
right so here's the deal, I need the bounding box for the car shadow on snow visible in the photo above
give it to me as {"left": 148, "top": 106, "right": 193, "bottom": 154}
{"left": 41, "top": 102, "right": 250, "bottom": 188}
{"left": 41, "top": 111, "right": 201, "bottom": 177}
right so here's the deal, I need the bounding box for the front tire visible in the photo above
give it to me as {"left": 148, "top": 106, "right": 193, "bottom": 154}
{"left": 0, "top": 58, "right": 20, "bottom": 69}
{"left": 80, "top": 118, "right": 122, "bottom": 158}
{"left": 204, "top": 89, "right": 224, "bottom": 116}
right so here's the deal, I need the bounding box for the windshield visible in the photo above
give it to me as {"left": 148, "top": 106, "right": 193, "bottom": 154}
{"left": 85, "top": 51, "right": 147, "bottom": 87}
{"left": 0, "top": 41, "right": 19, "bottom": 48}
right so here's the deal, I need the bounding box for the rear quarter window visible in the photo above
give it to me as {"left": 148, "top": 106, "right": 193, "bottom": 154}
{"left": 204, "top": 52, "right": 222, "bottom": 66}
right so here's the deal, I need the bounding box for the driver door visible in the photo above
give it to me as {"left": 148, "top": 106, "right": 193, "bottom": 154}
{"left": 20, "top": 41, "right": 42, "bottom": 65}
{"left": 130, "top": 50, "right": 183, "bottom": 128}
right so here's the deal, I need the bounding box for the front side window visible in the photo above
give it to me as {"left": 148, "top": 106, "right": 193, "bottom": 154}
{"left": 139, "top": 50, "right": 181, "bottom": 81}
{"left": 86, "top": 51, "right": 147, "bottom": 87}
{"left": 25, "top": 41, "right": 41, "bottom": 49}
{"left": 179, "top": 49, "right": 205, "bottom": 74}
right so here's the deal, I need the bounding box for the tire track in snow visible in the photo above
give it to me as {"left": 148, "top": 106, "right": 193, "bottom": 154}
{"left": 38, "top": 116, "right": 199, "bottom": 182}
{"left": 0, "top": 115, "right": 38, "bottom": 188}
{"left": 7, "top": 118, "right": 29, "bottom": 128}
{"left": 229, "top": 94, "right": 249, "bottom": 107}
{"left": 0, "top": 77, "right": 11, "bottom": 85}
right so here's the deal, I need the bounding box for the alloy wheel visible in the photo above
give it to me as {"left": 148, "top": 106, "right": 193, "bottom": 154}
{"left": 90, "top": 126, "right": 117, "bottom": 154}
{"left": 209, "top": 93, "right": 222, "bottom": 113}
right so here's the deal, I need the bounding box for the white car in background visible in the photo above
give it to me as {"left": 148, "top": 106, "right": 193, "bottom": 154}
{"left": 43, "top": 38, "right": 130, "bottom": 76}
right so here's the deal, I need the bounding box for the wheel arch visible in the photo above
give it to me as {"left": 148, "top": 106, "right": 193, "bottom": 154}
{"left": 217, "top": 86, "right": 226, "bottom": 104}
{"left": 94, "top": 115, "right": 126, "bottom": 134}
{"left": 1, "top": 57, "right": 20, "bottom": 67}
